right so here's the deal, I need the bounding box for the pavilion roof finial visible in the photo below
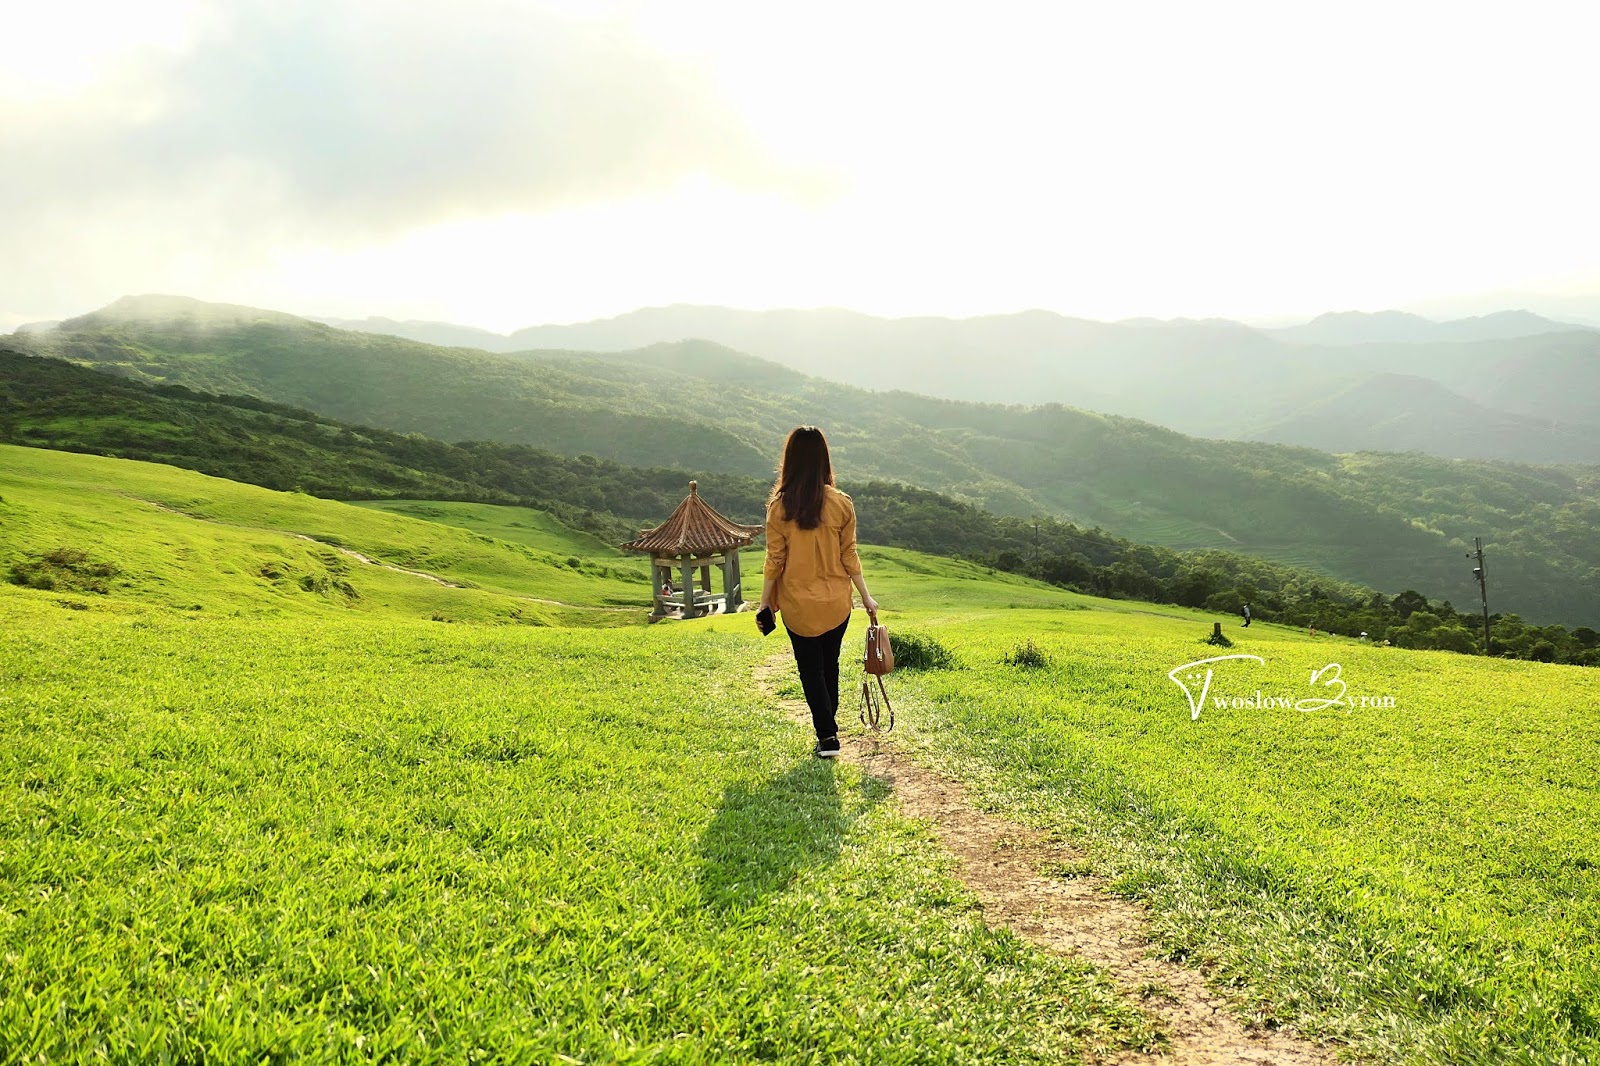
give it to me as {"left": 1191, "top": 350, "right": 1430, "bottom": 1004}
{"left": 690, "top": 480, "right": 698, "bottom": 495}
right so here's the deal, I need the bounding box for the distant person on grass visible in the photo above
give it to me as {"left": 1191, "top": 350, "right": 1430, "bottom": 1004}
{"left": 758, "top": 426, "right": 880, "bottom": 759}
{"left": 1241, "top": 602, "right": 1251, "bottom": 627}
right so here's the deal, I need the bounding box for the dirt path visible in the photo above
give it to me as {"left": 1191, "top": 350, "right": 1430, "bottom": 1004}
{"left": 756, "top": 657, "right": 1345, "bottom": 1066}
{"left": 290, "top": 534, "right": 465, "bottom": 586}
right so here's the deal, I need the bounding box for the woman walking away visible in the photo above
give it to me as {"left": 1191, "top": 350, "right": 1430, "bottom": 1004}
{"left": 758, "top": 426, "right": 879, "bottom": 759}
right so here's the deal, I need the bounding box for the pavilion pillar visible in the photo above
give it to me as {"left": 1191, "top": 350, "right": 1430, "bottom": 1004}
{"left": 726, "top": 550, "right": 742, "bottom": 612}
{"left": 650, "top": 561, "right": 669, "bottom": 619}
{"left": 681, "top": 557, "right": 698, "bottom": 619}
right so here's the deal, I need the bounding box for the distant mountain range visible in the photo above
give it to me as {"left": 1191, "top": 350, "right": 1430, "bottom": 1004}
{"left": 1265, "top": 308, "right": 1588, "bottom": 346}
{"left": 10, "top": 294, "right": 1600, "bottom": 626}
{"left": 306, "top": 305, "right": 1600, "bottom": 463}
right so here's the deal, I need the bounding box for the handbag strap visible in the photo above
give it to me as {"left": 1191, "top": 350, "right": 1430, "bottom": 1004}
{"left": 859, "top": 674, "right": 893, "bottom": 733}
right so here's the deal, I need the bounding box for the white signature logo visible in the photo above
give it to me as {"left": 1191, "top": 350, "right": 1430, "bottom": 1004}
{"left": 1168, "top": 657, "right": 1375, "bottom": 719}
{"left": 1297, "top": 663, "right": 1347, "bottom": 712}
{"left": 1167, "top": 655, "right": 1264, "bottom": 720}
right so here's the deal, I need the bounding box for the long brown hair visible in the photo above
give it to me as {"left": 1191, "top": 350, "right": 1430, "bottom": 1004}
{"left": 771, "top": 425, "right": 834, "bottom": 530}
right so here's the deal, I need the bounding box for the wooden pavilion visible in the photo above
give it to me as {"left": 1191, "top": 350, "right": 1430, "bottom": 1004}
{"left": 621, "top": 481, "right": 763, "bottom": 621}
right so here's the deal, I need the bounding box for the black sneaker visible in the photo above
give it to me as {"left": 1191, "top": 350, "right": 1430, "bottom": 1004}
{"left": 813, "top": 736, "right": 841, "bottom": 759}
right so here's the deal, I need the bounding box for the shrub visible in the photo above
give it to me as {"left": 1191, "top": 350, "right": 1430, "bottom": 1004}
{"left": 8, "top": 548, "right": 120, "bottom": 594}
{"left": 889, "top": 630, "right": 956, "bottom": 671}
{"left": 298, "top": 572, "right": 359, "bottom": 599}
{"left": 1003, "top": 639, "right": 1050, "bottom": 669}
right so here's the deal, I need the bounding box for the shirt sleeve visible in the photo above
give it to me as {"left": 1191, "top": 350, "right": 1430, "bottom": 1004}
{"left": 763, "top": 502, "right": 788, "bottom": 581}
{"left": 840, "top": 496, "right": 863, "bottom": 577}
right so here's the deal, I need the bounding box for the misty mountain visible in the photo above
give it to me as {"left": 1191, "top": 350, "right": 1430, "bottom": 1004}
{"left": 1456, "top": 333, "right": 1600, "bottom": 425}
{"left": 1248, "top": 373, "right": 1600, "bottom": 462}
{"left": 12, "top": 294, "right": 1600, "bottom": 626}
{"left": 1268, "top": 309, "right": 1591, "bottom": 346}
{"left": 1402, "top": 288, "right": 1600, "bottom": 327}
{"left": 68, "top": 293, "right": 312, "bottom": 329}
{"left": 28, "top": 295, "right": 774, "bottom": 476}
{"left": 494, "top": 304, "right": 1600, "bottom": 461}
{"left": 504, "top": 305, "right": 1287, "bottom": 417}
{"left": 313, "top": 316, "right": 515, "bottom": 351}
{"left": 284, "top": 302, "right": 1600, "bottom": 462}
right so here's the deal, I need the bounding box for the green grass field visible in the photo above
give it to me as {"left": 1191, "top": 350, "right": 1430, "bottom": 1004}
{"left": 877, "top": 610, "right": 1600, "bottom": 1064}
{"left": 0, "top": 602, "right": 1157, "bottom": 1062}
{"left": 4, "top": 445, "right": 1599, "bottom": 1063}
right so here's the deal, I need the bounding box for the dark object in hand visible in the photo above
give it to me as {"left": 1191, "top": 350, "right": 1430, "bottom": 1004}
{"left": 756, "top": 607, "right": 776, "bottom": 635}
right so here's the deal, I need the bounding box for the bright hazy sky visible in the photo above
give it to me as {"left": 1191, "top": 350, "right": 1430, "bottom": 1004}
{"left": 5, "top": 0, "right": 1600, "bottom": 331}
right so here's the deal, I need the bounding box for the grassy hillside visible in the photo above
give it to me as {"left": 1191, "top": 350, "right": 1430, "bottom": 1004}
{"left": 353, "top": 499, "right": 624, "bottom": 557}
{"left": 0, "top": 445, "right": 649, "bottom": 624}
{"left": 10, "top": 299, "right": 1600, "bottom": 626}
{"left": 0, "top": 446, "right": 1104, "bottom": 626}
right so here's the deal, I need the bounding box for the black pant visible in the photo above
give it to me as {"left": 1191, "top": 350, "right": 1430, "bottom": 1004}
{"left": 786, "top": 617, "right": 850, "bottom": 740}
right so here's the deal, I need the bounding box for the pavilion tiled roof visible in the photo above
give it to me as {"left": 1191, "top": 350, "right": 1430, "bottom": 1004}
{"left": 621, "top": 481, "right": 763, "bottom": 556}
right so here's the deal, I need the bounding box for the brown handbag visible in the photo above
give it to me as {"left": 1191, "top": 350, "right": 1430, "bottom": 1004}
{"left": 859, "top": 612, "right": 894, "bottom": 731}
{"left": 863, "top": 615, "right": 894, "bottom": 675}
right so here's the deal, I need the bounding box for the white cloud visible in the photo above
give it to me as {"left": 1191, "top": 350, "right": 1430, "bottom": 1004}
{"left": 0, "top": 0, "right": 813, "bottom": 316}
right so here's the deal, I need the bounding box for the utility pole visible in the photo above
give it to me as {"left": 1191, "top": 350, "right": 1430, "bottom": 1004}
{"left": 1467, "top": 537, "right": 1491, "bottom": 655}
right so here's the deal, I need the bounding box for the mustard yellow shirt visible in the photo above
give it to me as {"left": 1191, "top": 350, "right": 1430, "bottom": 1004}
{"left": 764, "top": 486, "right": 863, "bottom": 637}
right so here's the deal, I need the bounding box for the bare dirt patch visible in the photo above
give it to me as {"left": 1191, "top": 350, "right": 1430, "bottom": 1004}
{"left": 757, "top": 656, "right": 1346, "bottom": 1065}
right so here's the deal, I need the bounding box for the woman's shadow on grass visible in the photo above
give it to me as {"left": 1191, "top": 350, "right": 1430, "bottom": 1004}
{"left": 696, "top": 758, "right": 887, "bottom": 912}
